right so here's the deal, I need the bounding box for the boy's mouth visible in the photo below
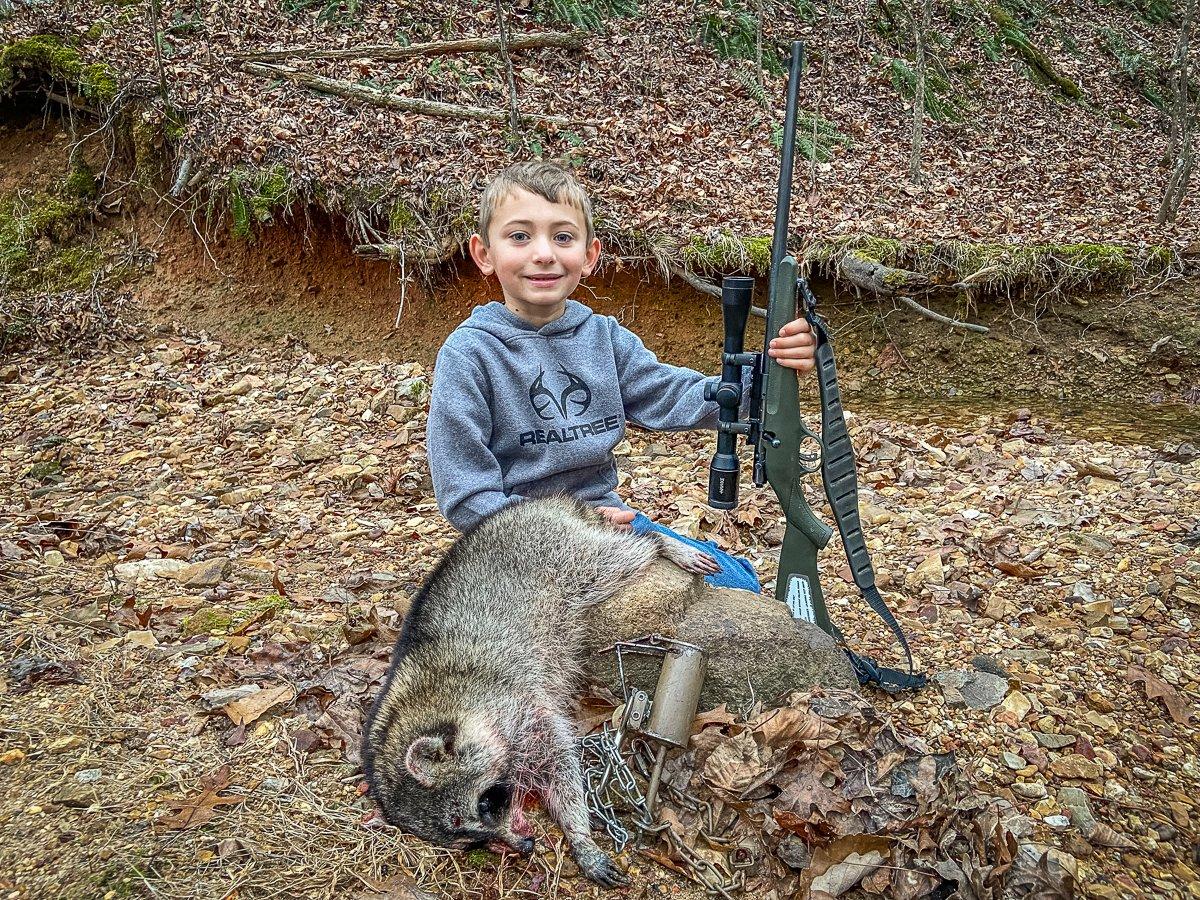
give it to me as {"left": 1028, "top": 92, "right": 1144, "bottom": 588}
{"left": 525, "top": 274, "right": 563, "bottom": 286}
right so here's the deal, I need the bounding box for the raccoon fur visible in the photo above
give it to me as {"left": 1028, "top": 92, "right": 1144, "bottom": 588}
{"left": 362, "top": 496, "right": 719, "bottom": 887}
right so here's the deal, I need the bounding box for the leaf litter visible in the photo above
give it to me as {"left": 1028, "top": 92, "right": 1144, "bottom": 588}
{"left": 0, "top": 326, "right": 1197, "bottom": 898}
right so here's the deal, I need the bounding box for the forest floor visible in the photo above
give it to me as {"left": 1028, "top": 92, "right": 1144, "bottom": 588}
{"left": 1, "top": 318, "right": 1197, "bottom": 899}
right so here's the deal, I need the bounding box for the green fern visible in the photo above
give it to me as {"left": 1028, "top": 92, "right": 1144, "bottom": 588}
{"left": 1101, "top": 28, "right": 1166, "bottom": 109}
{"left": 536, "top": 0, "right": 638, "bottom": 29}
{"left": 708, "top": 3, "right": 787, "bottom": 74}
{"left": 795, "top": 113, "right": 850, "bottom": 162}
{"left": 1102, "top": 0, "right": 1176, "bottom": 23}
{"left": 888, "top": 57, "right": 964, "bottom": 122}
{"left": 281, "top": 0, "right": 363, "bottom": 25}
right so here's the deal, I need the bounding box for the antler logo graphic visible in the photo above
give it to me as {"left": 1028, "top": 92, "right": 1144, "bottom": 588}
{"left": 529, "top": 367, "right": 593, "bottom": 420}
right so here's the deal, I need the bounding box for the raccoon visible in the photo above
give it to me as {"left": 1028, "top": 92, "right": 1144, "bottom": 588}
{"left": 362, "top": 496, "right": 719, "bottom": 887}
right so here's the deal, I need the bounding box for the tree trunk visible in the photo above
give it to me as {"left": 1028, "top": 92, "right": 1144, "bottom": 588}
{"left": 909, "top": 0, "right": 929, "bottom": 184}
{"left": 1158, "top": 0, "right": 1196, "bottom": 224}
{"left": 494, "top": 0, "right": 521, "bottom": 134}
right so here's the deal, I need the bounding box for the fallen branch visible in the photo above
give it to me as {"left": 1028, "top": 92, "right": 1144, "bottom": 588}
{"left": 953, "top": 264, "right": 1004, "bottom": 289}
{"left": 232, "top": 30, "right": 586, "bottom": 63}
{"left": 43, "top": 90, "right": 98, "bottom": 117}
{"left": 895, "top": 296, "right": 989, "bottom": 334}
{"left": 242, "top": 62, "right": 599, "bottom": 128}
{"left": 665, "top": 262, "right": 766, "bottom": 318}
{"left": 170, "top": 157, "right": 193, "bottom": 198}
{"left": 356, "top": 241, "right": 461, "bottom": 265}
{"left": 838, "top": 251, "right": 928, "bottom": 296}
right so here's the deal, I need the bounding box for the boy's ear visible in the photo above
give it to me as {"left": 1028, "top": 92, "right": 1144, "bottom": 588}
{"left": 581, "top": 236, "right": 601, "bottom": 277}
{"left": 468, "top": 233, "right": 494, "bottom": 275}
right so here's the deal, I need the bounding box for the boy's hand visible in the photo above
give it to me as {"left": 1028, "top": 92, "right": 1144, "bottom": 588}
{"left": 596, "top": 506, "right": 636, "bottom": 531}
{"left": 767, "top": 318, "right": 816, "bottom": 373}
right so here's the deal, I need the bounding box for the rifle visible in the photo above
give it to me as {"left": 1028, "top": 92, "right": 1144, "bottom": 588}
{"left": 705, "top": 41, "right": 925, "bottom": 692}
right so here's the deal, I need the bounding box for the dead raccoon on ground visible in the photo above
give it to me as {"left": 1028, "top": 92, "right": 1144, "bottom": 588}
{"left": 362, "top": 496, "right": 720, "bottom": 887}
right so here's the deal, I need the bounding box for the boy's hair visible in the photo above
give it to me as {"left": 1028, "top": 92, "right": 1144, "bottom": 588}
{"left": 477, "top": 161, "right": 594, "bottom": 246}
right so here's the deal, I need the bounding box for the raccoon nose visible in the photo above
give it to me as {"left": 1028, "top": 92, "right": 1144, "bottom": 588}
{"left": 516, "top": 836, "right": 535, "bottom": 855}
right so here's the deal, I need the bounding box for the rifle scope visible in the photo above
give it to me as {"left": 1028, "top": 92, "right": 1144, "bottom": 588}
{"left": 706, "top": 275, "right": 756, "bottom": 509}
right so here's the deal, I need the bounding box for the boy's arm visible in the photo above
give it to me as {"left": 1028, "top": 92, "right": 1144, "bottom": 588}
{"left": 609, "top": 320, "right": 746, "bottom": 431}
{"left": 427, "top": 346, "right": 523, "bottom": 531}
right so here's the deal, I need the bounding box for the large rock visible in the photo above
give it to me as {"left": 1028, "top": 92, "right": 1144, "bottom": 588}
{"left": 582, "top": 560, "right": 858, "bottom": 709}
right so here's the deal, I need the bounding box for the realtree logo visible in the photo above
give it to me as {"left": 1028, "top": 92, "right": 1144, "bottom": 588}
{"left": 528, "top": 367, "right": 592, "bottom": 421}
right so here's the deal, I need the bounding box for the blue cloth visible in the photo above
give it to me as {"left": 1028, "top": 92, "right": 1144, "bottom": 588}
{"left": 631, "top": 513, "right": 761, "bottom": 593}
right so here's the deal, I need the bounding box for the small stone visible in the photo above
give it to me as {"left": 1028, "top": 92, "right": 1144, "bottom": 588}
{"left": 75, "top": 769, "right": 103, "bottom": 784}
{"left": 935, "top": 669, "right": 1008, "bottom": 710}
{"left": 1072, "top": 582, "right": 1097, "bottom": 604}
{"left": 113, "top": 558, "right": 189, "bottom": 583}
{"left": 1035, "top": 732, "right": 1077, "bottom": 750}
{"left": 1045, "top": 815, "right": 1072, "bottom": 830}
{"left": 1050, "top": 755, "right": 1104, "bottom": 781}
{"left": 0, "top": 749, "right": 26, "bottom": 765}
{"left": 1002, "top": 752, "right": 1027, "bottom": 770}
{"left": 1057, "top": 787, "right": 1097, "bottom": 833}
{"left": 776, "top": 834, "right": 812, "bottom": 870}
{"left": 907, "top": 551, "right": 944, "bottom": 588}
{"left": 176, "top": 558, "right": 231, "bottom": 588}
{"left": 42, "top": 550, "right": 65, "bottom": 567}
{"left": 199, "top": 685, "right": 260, "bottom": 711}
{"left": 999, "top": 690, "right": 1032, "bottom": 721}
{"left": 1013, "top": 782, "right": 1048, "bottom": 800}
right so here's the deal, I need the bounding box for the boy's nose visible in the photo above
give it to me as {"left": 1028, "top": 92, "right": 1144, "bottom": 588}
{"left": 531, "top": 236, "right": 555, "bottom": 262}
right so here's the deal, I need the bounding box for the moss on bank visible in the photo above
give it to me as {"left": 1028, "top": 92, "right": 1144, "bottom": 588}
{"left": 672, "top": 231, "right": 1174, "bottom": 296}
{"left": 0, "top": 163, "right": 103, "bottom": 295}
{"left": 987, "top": 6, "right": 1083, "bottom": 100}
{"left": 227, "top": 166, "right": 295, "bottom": 239}
{"left": 0, "top": 35, "right": 118, "bottom": 103}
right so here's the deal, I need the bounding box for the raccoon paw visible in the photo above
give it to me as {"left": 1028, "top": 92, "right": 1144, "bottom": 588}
{"left": 574, "top": 845, "right": 629, "bottom": 888}
{"left": 661, "top": 540, "right": 722, "bottom": 577}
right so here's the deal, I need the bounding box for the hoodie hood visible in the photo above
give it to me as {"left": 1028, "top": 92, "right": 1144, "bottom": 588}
{"left": 459, "top": 300, "right": 593, "bottom": 344}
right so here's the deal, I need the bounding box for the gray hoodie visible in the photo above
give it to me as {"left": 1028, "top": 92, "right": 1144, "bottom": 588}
{"left": 427, "top": 300, "right": 743, "bottom": 531}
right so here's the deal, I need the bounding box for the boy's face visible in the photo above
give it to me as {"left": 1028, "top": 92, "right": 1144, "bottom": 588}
{"left": 469, "top": 187, "right": 601, "bottom": 325}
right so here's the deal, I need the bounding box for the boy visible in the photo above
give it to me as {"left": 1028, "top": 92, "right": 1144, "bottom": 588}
{"left": 426, "top": 161, "right": 816, "bottom": 590}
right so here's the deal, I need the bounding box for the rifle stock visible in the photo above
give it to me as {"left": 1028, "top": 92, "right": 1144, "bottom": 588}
{"left": 762, "top": 256, "right": 833, "bottom": 629}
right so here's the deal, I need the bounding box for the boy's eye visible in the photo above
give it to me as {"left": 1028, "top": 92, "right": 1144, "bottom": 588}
{"left": 554, "top": 232, "right": 575, "bottom": 245}
{"left": 509, "top": 231, "right": 529, "bottom": 242}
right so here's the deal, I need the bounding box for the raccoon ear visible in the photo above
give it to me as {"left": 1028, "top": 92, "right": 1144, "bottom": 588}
{"left": 405, "top": 734, "right": 451, "bottom": 786}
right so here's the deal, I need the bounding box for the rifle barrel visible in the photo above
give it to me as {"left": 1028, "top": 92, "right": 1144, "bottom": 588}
{"left": 770, "top": 41, "right": 804, "bottom": 271}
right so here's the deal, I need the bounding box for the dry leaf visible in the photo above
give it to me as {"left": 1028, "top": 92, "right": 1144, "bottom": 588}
{"left": 223, "top": 684, "right": 296, "bottom": 726}
{"left": 751, "top": 705, "right": 837, "bottom": 750}
{"left": 1126, "top": 666, "right": 1194, "bottom": 724}
{"left": 700, "top": 729, "right": 769, "bottom": 795}
{"left": 157, "top": 765, "right": 245, "bottom": 831}
{"left": 692, "top": 703, "right": 737, "bottom": 731}
{"left": 1086, "top": 821, "right": 1137, "bottom": 850}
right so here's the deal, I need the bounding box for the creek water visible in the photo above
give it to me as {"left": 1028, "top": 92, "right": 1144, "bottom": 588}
{"left": 847, "top": 396, "right": 1200, "bottom": 447}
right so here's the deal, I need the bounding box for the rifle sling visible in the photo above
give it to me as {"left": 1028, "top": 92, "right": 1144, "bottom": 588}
{"left": 806, "top": 303, "right": 927, "bottom": 693}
